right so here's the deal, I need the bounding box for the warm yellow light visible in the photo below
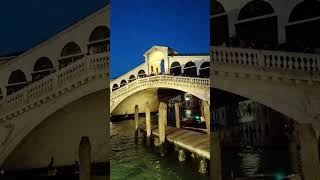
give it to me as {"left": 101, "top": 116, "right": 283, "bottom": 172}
{"left": 148, "top": 51, "right": 165, "bottom": 62}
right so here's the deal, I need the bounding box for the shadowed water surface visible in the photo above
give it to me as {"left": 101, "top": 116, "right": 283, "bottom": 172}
{"left": 110, "top": 117, "right": 209, "bottom": 180}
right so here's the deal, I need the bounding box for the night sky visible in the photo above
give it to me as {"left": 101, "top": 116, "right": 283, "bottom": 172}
{"left": 111, "top": 0, "right": 209, "bottom": 79}
{"left": 0, "top": 0, "right": 107, "bottom": 56}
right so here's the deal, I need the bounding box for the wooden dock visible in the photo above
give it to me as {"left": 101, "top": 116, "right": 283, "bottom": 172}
{"left": 141, "top": 126, "right": 210, "bottom": 159}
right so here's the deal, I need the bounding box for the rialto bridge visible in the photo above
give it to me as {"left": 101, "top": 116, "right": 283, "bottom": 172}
{"left": 0, "top": 6, "right": 109, "bottom": 170}
{"left": 110, "top": 46, "right": 210, "bottom": 116}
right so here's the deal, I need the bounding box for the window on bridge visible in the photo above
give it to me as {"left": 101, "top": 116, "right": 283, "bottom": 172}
{"left": 112, "top": 84, "right": 119, "bottom": 91}
{"left": 138, "top": 70, "right": 146, "bottom": 78}
{"left": 170, "top": 61, "right": 181, "bottom": 76}
{"left": 120, "top": 80, "right": 127, "bottom": 87}
{"left": 128, "top": 75, "right": 136, "bottom": 83}
{"left": 286, "top": 0, "right": 320, "bottom": 52}
{"left": 236, "top": 0, "right": 277, "bottom": 49}
{"left": 88, "top": 26, "right": 110, "bottom": 55}
{"left": 32, "top": 57, "right": 54, "bottom": 82}
{"left": 199, "top": 61, "right": 210, "bottom": 78}
{"left": 211, "top": 0, "right": 229, "bottom": 46}
{"left": 183, "top": 61, "right": 197, "bottom": 77}
{"left": 7, "top": 70, "right": 28, "bottom": 95}
{"left": 59, "top": 42, "right": 83, "bottom": 69}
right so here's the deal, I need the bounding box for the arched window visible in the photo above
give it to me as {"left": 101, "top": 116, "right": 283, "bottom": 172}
{"left": 170, "top": 61, "right": 181, "bottom": 76}
{"left": 112, "top": 84, "right": 119, "bottom": 91}
{"left": 128, "top": 75, "right": 136, "bottom": 83}
{"left": 59, "top": 42, "right": 83, "bottom": 69}
{"left": 211, "top": 0, "right": 225, "bottom": 16}
{"left": 61, "top": 42, "right": 81, "bottom": 57}
{"left": 138, "top": 70, "right": 146, "bottom": 78}
{"left": 32, "top": 57, "right": 54, "bottom": 82}
{"left": 238, "top": 0, "right": 274, "bottom": 20}
{"left": 211, "top": 1, "right": 229, "bottom": 46}
{"left": 120, "top": 80, "right": 127, "bottom": 87}
{"left": 88, "top": 26, "right": 110, "bottom": 54}
{"left": 236, "top": 0, "right": 277, "bottom": 49}
{"left": 7, "top": 70, "right": 28, "bottom": 95}
{"left": 89, "top": 26, "right": 110, "bottom": 42}
{"left": 286, "top": 0, "right": 320, "bottom": 51}
{"left": 183, "top": 61, "right": 197, "bottom": 77}
{"left": 199, "top": 61, "right": 210, "bottom": 78}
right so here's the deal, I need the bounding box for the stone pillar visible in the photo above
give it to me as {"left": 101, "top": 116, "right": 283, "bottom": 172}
{"left": 202, "top": 101, "right": 210, "bottom": 134}
{"left": 211, "top": 131, "right": 222, "bottom": 180}
{"left": 79, "top": 136, "right": 91, "bottom": 180}
{"left": 174, "top": 102, "right": 180, "bottom": 128}
{"left": 296, "top": 123, "right": 320, "bottom": 180}
{"left": 158, "top": 102, "right": 167, "bottom": 145}
{"left": 135, "top": 105, "right": 139, "bottom": 132}
{"left": 145, "top": 102, "right": 151, "bottom": 138}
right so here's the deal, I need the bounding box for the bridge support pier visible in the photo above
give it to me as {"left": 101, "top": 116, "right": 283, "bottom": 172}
{"left": 134, "top": 105, "right": 139, "bottom": 137}
{"left": 79, "top": 136, "right": 91, "bottom": 180}
{"left": 293, "top": 123, "right": 320, "bottom": 180}
{"left": 211, "top": 131, "right": 222, "bottom": 180}
{"left": 158, "top": 102, "right": 167, "bottom": 156}
{"left": 175, "top": 102, "right": 180, "bottom": 128}
{"left": 202, "top": 101, "right": 210, "bottom": 134}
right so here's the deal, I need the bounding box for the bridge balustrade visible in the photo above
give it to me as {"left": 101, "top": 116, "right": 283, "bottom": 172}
{"left": 110, "top": 75, "right": 210, "bottom": 99}
{"left": 0, "top": 50, "right": 108, "bottom": 119}
{"left": 212, "top": 46, "right": 320, "bottom": 73}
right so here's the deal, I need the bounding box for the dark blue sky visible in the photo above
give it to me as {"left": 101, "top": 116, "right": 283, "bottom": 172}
{"left": 111, "top": 0, "right": 209, "bottom": 79}
{"left": 0, "top": 0, "right": 107, "bottom": 56}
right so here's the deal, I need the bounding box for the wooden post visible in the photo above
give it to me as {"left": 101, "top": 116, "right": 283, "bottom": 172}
{"left": 158, "top": 102, "right": 167, "bottom": 145}
{"left": 79, "top": 136, "right": 91, "bottom": 180}
{"left": 202, "top": 101, "right": 210, "bottom": 134}
{"left": 211, "top": 131, "right": 222, "bottom": 180}
{"left": 175, "top": 102, "right": 180, "bottom": 128}
{"left": 145, "top": 102, "right": 151, "bottom": 138}
{"left": 135, "top": 105, "right": 139, "bottom": 132}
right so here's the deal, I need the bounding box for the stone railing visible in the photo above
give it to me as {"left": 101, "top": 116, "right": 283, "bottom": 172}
{"left": 0, "top": 52, "right": 108, "bottom": 121}
{"left": 111, "top": 75, "right": 209, "bottom": 100}
{"left": 212, "top": 46, "right": 320, "bottom": 73}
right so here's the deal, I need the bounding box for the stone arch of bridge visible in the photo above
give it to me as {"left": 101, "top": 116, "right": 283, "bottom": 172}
{"left": 111, "top": 84, "right": 209, "bottom": 114}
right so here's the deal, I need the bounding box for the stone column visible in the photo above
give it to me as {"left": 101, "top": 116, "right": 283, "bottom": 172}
{"left": 174, "top": 102, "right": 180, "bottom": 128}
{"left": 79, "top": 136, "right": 91, "bottom": 180}
{"left": 158, "top": 102, "right": 167, "bottom": 145}
{"left": 211, "top": 131, "right": 222, "bottom": 180}
{"left": 296, "top": 123, "right": 320, "bottom": 180}
{"left": 145, "top": 102, "right": 151, "bottom": 138}
{"left": 202, "top": 101, "right": 210, "bottom": 134}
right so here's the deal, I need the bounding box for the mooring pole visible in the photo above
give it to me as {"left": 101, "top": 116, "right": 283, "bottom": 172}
{"left": 79, "top": 136, "right": 91, "bottom": 180}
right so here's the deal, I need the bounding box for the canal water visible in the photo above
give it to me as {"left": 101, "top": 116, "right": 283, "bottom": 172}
{"left": 111, "top": 117, "right": 291, "bottom": 180}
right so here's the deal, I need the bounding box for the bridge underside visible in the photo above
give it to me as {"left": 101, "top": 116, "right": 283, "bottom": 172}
{"left": 111, "top": 89, "right": 159, "bottom": 115}
{"left": 213, "top": 67, "right": 320, "bottom": 127}
{"left": 2, "top": 90, "right": 109, "bottom": 170}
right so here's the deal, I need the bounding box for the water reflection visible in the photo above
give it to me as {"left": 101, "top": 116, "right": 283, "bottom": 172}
{"left": 110, "top": 117, "right": 209, "bottom": 180}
